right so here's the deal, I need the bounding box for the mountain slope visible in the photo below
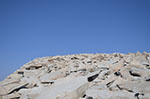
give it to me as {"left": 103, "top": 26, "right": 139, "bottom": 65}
{"left": 0, "top": 52, "right": 150, "bottom": 99}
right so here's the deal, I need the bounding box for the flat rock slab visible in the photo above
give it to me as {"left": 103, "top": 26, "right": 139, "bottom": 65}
{"left": 19, "top": 76, "right": 89, "bottom": 99}
{"left": 85, "top": 89, "right": 134, "bottom": 99}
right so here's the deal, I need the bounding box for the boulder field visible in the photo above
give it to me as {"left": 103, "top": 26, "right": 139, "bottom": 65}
{"left": 0, "top": 52, "right": 150, "bottom": 99}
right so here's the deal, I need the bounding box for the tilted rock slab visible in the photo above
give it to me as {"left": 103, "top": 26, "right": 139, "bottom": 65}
{"left": 19, "top": 76, "right": 88, "bottom": 99}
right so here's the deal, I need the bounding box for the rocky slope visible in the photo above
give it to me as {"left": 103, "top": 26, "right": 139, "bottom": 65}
{"left": 0, "top": 52, "right": 150, "bottom": 99}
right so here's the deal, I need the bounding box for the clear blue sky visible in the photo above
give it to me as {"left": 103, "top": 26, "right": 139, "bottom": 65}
{"left": 0, "top": 0, "right": 149, "bottom": 81}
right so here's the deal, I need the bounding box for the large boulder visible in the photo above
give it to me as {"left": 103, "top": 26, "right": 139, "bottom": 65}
{"left": 19, "top": 76, "right": 89, "bottom": 99}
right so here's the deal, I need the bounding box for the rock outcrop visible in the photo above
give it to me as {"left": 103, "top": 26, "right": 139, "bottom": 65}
{"left": 0, "top": 52, "right": 150, "bottom": 99}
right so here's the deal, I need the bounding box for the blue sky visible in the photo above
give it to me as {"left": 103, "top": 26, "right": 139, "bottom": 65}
{"left": 0, "top": 0, "right": 149, "bottom": 81}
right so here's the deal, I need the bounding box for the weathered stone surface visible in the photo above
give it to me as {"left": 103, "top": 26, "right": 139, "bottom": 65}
{"left": 0, "top": 53, "right": 150, "bottom": 99}
{"left": 85, "top": 89, "right": 134, "bottom": 99}
{"left": 4, "top": 82, "right": 28, "bottom": 94}
{"left": 39, "top": 70, "right": 66, "bottom": 83}
{"left": 0, "top": 86, "right": 7, "bottom": 95}
{"left": 19, "top": 76, "right": 89, "bottom": 99}
{"left": 1, "top": 93, "right": 20, "bottom": 99}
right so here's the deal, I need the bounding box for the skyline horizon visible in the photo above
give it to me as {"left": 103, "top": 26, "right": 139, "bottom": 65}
{"left": 0, "top": 0, "right": 149, "bottom": 81}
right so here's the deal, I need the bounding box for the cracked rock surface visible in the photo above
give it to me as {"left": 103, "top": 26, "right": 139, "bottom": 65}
{"left": 0, "top": 52, "right": 150, "bottom": 99}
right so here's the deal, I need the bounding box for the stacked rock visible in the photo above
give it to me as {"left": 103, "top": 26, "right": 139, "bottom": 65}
{"left": 0, "top": 52, "right": 150, "bottom": 99}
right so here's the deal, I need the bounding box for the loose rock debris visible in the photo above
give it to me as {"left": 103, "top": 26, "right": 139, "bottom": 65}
{"left": 0, "top": 52, "right": 150, "bottom": 99}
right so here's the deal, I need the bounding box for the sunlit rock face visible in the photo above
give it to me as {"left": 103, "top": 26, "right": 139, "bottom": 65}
{"left": 0, "top": 52, "right": 150, "bottom": 99}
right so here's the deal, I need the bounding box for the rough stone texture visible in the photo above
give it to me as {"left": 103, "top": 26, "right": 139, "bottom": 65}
{"left": 0, "top": 52, "right": 150, "bottom": 99}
